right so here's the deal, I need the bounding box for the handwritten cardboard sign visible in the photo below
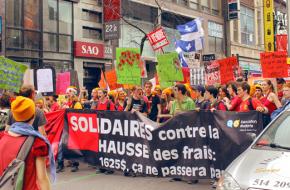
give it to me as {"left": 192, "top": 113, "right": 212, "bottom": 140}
{"left": 218, "top": 56, "right": 238, "bottom": 84}
{"left": 205, "top": 60, "right": 220, "bottom": 85}
{"left": 260, "top": 51, "right": 289, "bottom": 78}
{"left": 0, "top": 56, "right": 28, "bottom": 92}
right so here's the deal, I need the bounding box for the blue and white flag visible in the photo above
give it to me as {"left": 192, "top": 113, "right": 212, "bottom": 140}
{"left": 175, "top": 18, "right": 204, "bottom": 53}
{"left": 175, "top": 18, "right": 204, "bottom": 68}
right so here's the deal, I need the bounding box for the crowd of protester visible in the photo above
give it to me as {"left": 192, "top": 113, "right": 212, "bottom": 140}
{"left": 0, "top": 78, "right": 290, "bottom": 189}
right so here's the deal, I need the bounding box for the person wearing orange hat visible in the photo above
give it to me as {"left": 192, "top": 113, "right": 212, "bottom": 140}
{"left": 0, "top": 96, "right": 55, "bottom": 190}
{"left": 6, "top": 85, "right": 47, "bottom": 137}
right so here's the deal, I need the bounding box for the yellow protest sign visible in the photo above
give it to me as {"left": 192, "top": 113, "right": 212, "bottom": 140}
{"left": 263, "top": 0, "right": 274, "bottom": 52}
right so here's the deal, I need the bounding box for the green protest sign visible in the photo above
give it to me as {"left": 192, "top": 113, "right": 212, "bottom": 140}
{"left": 156, "top": 52, "right": 184, "bottom": 87}
{"left": 116, "top": 48, "right": 141, "bottom": 85}
{"left": 0, "top": 56, "right": 28, "bottom": 92}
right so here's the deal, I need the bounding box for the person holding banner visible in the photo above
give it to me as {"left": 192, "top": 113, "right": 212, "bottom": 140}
{"left": 271, "top": 82, "right": 290, "bottom": 120}
{"left": 225, "top": 82, "right": 242, "bottom": 111}
{"left": 260, "top": 80, "right": 282, "bottom": 115}
{"left": 57, "top": 86, "right": 83, "bottom": 173}
{"left": 90, "top": 88, "right": 99, "bottom": 109}
{"left": 115, "top": 90, "right": 126, "bottom": 111}
{"left": 192, "top": 85, "right": 207, "bottom": 110}
{"left": 237, "top": 82, "right": 267, "bottom": 113}
{"left": 170, "top": 84, "right": 195, "bottom": 116}
{"left": 92, "top": 89, "right": 115, "bottom": 111}
{"left": 144, "top": 81, "right": 161, "bottom": 122}
{"left": 204, "top": 86, "right": 227, "bottom": 111}
{"left": 63, "top": 86, "right": 83, "bottom": 110}
{"left": 254, "top": 84, "right": 264, "bottom": 103}
{"left": 124, "top": 86, "right": 148, "bottom": 116}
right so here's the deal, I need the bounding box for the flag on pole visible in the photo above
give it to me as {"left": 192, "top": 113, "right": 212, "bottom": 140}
{"left": 175, "top": 18, "right": 205, "bottom": 67}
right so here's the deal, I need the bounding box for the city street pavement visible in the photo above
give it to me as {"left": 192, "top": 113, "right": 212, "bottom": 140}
{"left": 52, "top": 162, "right": 212, "bottom": 190}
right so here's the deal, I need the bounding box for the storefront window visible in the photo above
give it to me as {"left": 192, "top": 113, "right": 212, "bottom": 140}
{"left": 241, "top": 6, "right": 255, "bottom": 46}
{"left": 24, "top": 0, "right": 40, "bottom": 30}
{"left": 6, "top": 0, "right": 22, "bottom": 27}
{"left": 59, "top": 0, "right": 72, "bottom": 34}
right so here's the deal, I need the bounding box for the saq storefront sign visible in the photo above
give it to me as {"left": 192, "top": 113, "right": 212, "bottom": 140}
{"left": 74, "top": 41, "right": 104, "bottom": 58}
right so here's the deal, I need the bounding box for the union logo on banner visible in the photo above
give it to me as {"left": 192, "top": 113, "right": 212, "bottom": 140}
{"left": 147, "top": 27, "right": 170, "bottom": 51}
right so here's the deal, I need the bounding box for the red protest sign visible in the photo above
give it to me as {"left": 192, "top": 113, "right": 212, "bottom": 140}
{"left": 260, "top": 51, "right": 289, "bottom": 78}
{"left": 147, "top": 27, "right": 170, "bottom": 51}
{"left": 218, "top": 56, "right": 238, "bottom": 85}
{"left": 205, "top": 60, "right": 221, "bottom": 85}
{"left": 67, "top": 112, "right": 99, "bottom": 153}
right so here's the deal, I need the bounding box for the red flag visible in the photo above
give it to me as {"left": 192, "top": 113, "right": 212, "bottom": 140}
{"left": 45, "top": 109, "right": 66, "bottom": 160}
{"left": 276, "top": 34, "right": 288, "bottom": 52}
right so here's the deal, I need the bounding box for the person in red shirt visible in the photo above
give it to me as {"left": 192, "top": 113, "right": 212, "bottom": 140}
{"left": 276, "top": 78, "right": 286, "bottom": 102}
{"left": 261, "top": 79, "right": 282, "bottom": 115}
{"left": 237, "top": 82, "right": 267, "bottom": 113}
{"left": 204, "top": 85, "right": 227, "bottom": 111}
{"left": 48, "top": 95, "right": 60, "bottom": 112}
{"left": 225, "top": 82, "right": 242, "bottom": 111}
{"left": 0, "top": 96, "right": 52, "bottom": 190}
{"left": 254, "top": 84, "right": 265, "bottom": 103}
{"left": 92, "top": 89, "right": 115, "bottom": 111}
{"left": 115, "top": 90, "right": 126, "bottom": 111}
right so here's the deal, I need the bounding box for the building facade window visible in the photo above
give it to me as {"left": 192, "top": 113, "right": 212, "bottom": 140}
{"left": 240, "top": 5, "right": 255, "bottom": 46}
{"left": 5, "top": 0, "right": 73, "bottom": 69}
{"left": 82, "top": 27, "right": 102, "bottom": 40}
{"left": 211, "top": 0, "right": 220, "bottom": 16}
{"left": 189, "top": 0, "right": 198, "bottom": 10}
{"left": 233, "top": 20, "right": 239, "bottom": 42}
{"left": 82, "top": 9, "right": 102, "bottom": 23}
{"left": 200, "top": 0, "right": 210, "bottom": 13}
{"left": 208, "top": 21, "right": 224, "bottom": 53}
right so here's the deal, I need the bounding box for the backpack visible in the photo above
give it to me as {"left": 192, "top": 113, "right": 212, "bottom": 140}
{"left": 0, "top": 136, "right": 35, "bottom": 190}
{"left": 0, "top": 110, "right": 9, "bottom": 131}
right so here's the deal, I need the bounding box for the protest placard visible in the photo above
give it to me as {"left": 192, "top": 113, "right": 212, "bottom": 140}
{"left": 36, "top": 68, "right": 55, "bottom": 95}
{"left": 147, "top": 27, "right": 170, "bottom": 51}
{"left": 116, "top": 48, "right": 141, "bottom": 85}
{"left": 260, "top": 51, "right": 289, "bottom": 78}
{"left": 56, "top": 72, "right": 71, "bottom": 95}
{"left": 205, "top": 60, "right": 220, "bottom": 85}
{"left": 218, "top": 56, "right": 238, "bottom": 84}
{"left": 0, "top": 56, "right": 28, "bottom": 92}
{"left": 156, "top": 53, "right": 184, "bottom": 88}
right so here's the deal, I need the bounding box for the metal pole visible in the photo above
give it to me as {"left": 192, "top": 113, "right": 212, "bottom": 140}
{"left": 287, "top": 0, "right": 290, "bottom": 56}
